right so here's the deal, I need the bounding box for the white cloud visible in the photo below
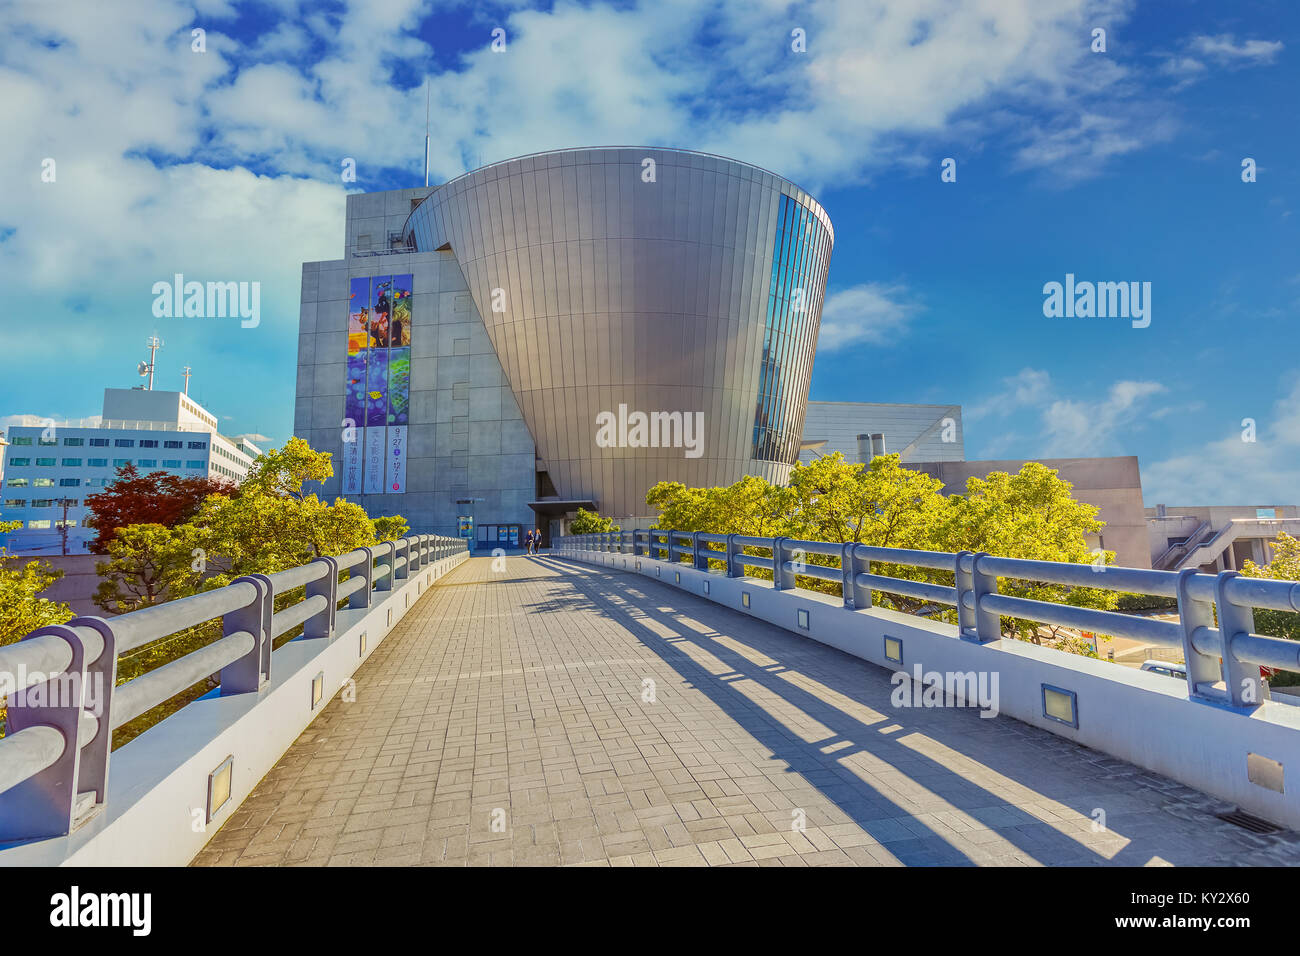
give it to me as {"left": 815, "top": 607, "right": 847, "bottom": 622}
{"left": 967, "top": 368, "right": 1053, "bottom": 421}
{"left": 1041, "top": 379, "right": 1165, "bottom": 456}
{"left": 816, "top": 283, "right": 920, "bottom": 351}
{"left": 1189, "top": 34, "right": 1284, "bottom": 64}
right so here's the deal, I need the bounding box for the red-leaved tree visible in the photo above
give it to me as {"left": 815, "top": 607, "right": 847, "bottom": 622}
{"left": 83, "top": 465, "right": 237, "bottom": 554}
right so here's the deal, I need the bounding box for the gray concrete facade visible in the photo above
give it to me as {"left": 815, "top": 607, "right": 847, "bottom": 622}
{"left": 799, "top": 401, "right": 965, "bottom": 465}
{"left": 294, "top": 187, "right": 537, "bottom": 540}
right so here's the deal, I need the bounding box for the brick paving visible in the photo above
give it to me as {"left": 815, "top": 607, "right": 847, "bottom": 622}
{"left": 192, "top": 555, "right": 1300, "bottom": 867}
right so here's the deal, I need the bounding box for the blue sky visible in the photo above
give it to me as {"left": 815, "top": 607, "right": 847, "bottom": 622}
{"left": 0, "top": 0, "right": 1295, "bottom": 503}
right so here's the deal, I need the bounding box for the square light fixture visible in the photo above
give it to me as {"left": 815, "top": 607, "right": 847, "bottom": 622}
{"left": 797, "top": 608, "right": 810, "bottom": 630}
{"left": 741, "top": 591, "right": 751, "bottom": 609}
{"left": 311, "top": 671, "right": 324, "bottom": 709}
{"left": 656, "top": 567, "right": 661, "bottom": 577}
{"left": 884, "top": 636, "right": 903, "bottom": 664}
{"left": 703, "top": 580, "right": 711, "bottom": 595}
{"left": 1042, "top": 684, "right": 1078, "bottom": 728}
{"left": 405, "top": 592, "right": 410, "bottom": 608}
{"left": 359, "top": 631, "right": 368, "bottom": 656}
{"left": 207, "top": 756, "right": 234, "bottom": 824}
{"left": 387, "top": 608, "right": 393, "bottom": 627}
{"left": 675, "top": 571, "right": 681, "bottom": 584}
{"left": 1247, "top": 753, "right": 1285, "bottom": 793}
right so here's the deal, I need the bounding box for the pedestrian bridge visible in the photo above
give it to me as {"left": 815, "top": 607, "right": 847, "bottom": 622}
{"left": 3, "top": 532, "right": 1299, "bottom": 867}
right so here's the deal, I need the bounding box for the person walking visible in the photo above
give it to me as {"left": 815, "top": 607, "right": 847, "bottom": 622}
{"left": 533, "top": 528, "right": 543, "bottom": 553}
{"left": 524, "top": 529, "right": 534, "bottom": 554}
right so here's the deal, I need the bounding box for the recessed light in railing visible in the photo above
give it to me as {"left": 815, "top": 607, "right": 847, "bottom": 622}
{"left": 884, "top": 636, "right": 903, "bottom": 664}
{"left": 1042, "top": 685, "right": 1078, "bottom": 729}
{"left": 742, "top": 591, "right": 750, "bottom": 609}
{"left": 703, "top": 580, "right": 710, "bottom": 595}
{"left": 311, "top": 672, "right": 324, "bottom": 709}
{"left": 675, "top": 571, "right": 681, "bottom": 584}
{"left": 387, "top": 608, "right": 393, "bottom": 627}
{"left": 359, "top": 632, "right": 368, "bottom": 656}
{"left": 207, "top": 756, "right": 234, "bottom": 824}
{"left": 796, "top": 608, "right": 810, "bottom": 630}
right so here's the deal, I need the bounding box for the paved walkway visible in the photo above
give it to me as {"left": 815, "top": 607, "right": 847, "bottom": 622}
{"left": 192, "top": 555, "right": 1300, "bottom": 867}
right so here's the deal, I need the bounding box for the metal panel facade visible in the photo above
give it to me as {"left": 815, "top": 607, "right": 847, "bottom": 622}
{"left": 403, "top": 147, "right": 834, "bottom": 517}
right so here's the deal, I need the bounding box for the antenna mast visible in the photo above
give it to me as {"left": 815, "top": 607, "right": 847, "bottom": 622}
{"left": 424, "top": 78, "right": 431, "bottom": 188}
{"left": 143, "top": 335, "right": 163, "bottom": 390}
{"left": 182, "top": 366, "right": 193, "bottom": 395}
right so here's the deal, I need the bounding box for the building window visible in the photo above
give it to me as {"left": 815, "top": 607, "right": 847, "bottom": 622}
{"left": 88, "top": 458, "right": 107, "bottom": 467}
{"left": 113, "top": 459, "right": 131, "bottom": 467}
{"left": 35, "top": 458, "right": 55, "bottom": 467}
{"left": 28, "top": 520, "right": 51, "bottom": 529}
{"left": 188, "top": 441, "right": 207, "bottom": 449}
{"left": 10, "top": 436, "right": 32, "bottom": 446}
{"left": 62, "top": 458, "right": 82, "bottom": 467}
{"left": 164, "top": 440, "right": 183, "bottom": 449}
{"left": 163, "top": 459, "right": 181, "bottom": 468}
{"left": 138, "top": 459, "right": 157, "bottom": 468}
{"left": 8, "top": 458, "right": 30, "bottom": 466}
{"left": 186, "top": 460, "right": 205, "bottom": 469}
{"left": 89, "top": 438, "right": 109, "bottom": 447}
{"left": 86, "top": 478, "right": 106, "bottom": 487}
{"left": 3, "top": 499, "right": 24, "bottom": 508}
{"left": 63, "top": 437, "right": 84, "bottom": 446}
{"left": 114, "top": 439, "right": 135, "bottom": 447}
{"left": 33, "top": 478, "right": 55, "bottom": 487}
{"left": 139, "top": 439, "right": 159, "bottom": 448}
{"left": 58, "top": 478, "right": 80, "bottom": 487}
{"left": 38, "top": 437, "right": 58, "bottom": 446}
{"left": 7, "top": 478, "right": 28, "bottom": 488}
{"left": 30, "top": 499, "right": 54, "bottom": 508}
{"left": 55, "top": 520, "right": 77, "bottom": 529}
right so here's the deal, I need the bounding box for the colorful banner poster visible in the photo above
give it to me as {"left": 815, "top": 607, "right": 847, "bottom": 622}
{"left": 348, "top": 277, "right": 370, "bottom": 354}
{"left": 364, "top": 427, "right": 386, "bottom": 494}
{"left": 387, "top": 426, "right": 407, "bottom": 493}
{"left": 345, "top": 352, "right": 368, "bottom": 427}
{"left": 387, "top": 347, "right": 410, "bottom": 426}
{"left": 364, "top": 348, "right": 389, "bottom": 427}
{"left": 391, "top": 274, "right": 413, "bottom": 348}
{"left": 371, "top": 275, "right": 392, "bottom": 348}
{"left": 341, "top": 432, "right": 362, "bottom": 494}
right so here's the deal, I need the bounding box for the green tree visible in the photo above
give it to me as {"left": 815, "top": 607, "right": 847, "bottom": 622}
{"left": 0, "top": 554, "right": 74, "bottom": 646}
{"left": 93, "top": 523, "right": 199, "bottom": 614}
{"left": 1242, "top": 532, "right": 1300, "bottom": 649}
{"left": 569, "top": 507, "right": 621, "bottom": 535}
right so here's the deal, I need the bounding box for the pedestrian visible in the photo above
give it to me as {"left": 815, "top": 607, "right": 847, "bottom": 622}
{"left": 533, "top": 528, "right": 542, "bottom": 553}
{"left": 524, "top": 529, "right": 534, "bottom": 554}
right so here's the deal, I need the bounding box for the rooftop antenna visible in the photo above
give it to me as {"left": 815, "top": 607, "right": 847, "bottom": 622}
{"left": 182, "top": 366, "right": 193, "bottom": 395}
{"left": 424, "top": 77, "right": 431, "bottom": 188}
{"left": 140, "top": 335, "right": 163, "bottom": 390}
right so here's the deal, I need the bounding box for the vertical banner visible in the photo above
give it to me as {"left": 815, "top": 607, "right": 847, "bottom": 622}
{"left": 364, "top": 426, "right": 386, "bottom": 494}
{"left": 343, "top": 277, "right": 370, "bottom": 495}
{"left": 387, "top": 427, "right": 407, "bottom": 493}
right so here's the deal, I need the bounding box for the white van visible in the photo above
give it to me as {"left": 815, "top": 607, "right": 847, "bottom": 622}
{"left": 1139, "top": 660, "right": 1187, "bottom": 680}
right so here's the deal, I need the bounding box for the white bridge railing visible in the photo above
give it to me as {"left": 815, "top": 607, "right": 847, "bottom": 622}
{"left": 555, "top": 529, "right": 1300, "bottom": 710}
{"left": 0, "top": 533, "right": 467, "bottom": 845}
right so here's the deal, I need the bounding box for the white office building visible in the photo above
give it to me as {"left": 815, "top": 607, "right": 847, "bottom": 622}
{"left": 0, "top": 388, "right": 261, "bottom": 555}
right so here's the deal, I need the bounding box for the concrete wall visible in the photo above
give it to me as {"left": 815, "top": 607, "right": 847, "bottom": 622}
{"left": 799, "top": 401, "right": 965, "bottom": 465}
{"left": 558, "top": 546, "right": 1300, "bottom": 831}
{"left": 295, "top": 234, "right": 536, "bottom": 539}
{"left": 912, "top": 455, "right": 1149, "bottom": 569}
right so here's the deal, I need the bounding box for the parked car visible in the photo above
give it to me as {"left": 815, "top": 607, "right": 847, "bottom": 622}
{"left": 1140, "top": 659, "right": 1187, "bottom": 680}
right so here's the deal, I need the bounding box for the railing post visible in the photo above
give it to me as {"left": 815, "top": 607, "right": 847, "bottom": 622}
{"left": 394, "top": 538, "right": 410, "bottom": 581}
{"left": 66, "top": 616, "right": 116, "bottom": 823}
{"left": 408, "top": 536, "right": 422, "bottom": 572}
{"left": 375, "top": 541, "right": 395, "bottom": 592}
{"left": 971, "top": 552, "right": 1000, "bottom": 643}
{"left": 220, "top": 574, "right": 272, "bottom": 694}
{"left": 1216, "top": 570, "right": 1262, "bottom": 709}
{"left": 0, "top": 624, "right": 93, "bottom": 840}
{"left": 841, "top": 542, "right": 870, "bottom": 609}
{"left": 693, "top": 532, "right": 709, "bottom": 571}
{"left": 351, "top": 546, "right": 375, "bottom": 609}
{"left": 955, "top": 550, "right": 976, "bottom": 637}
{"left": 1176, "top": 568, "right": 1218, "bottom": 701}
{"left": 664, "top": 530, "right": 675, "bottom": 562}
{"left": 304, "top": 556, "right": 338, "bottom": 639}
{"left": 633, "top": 530, "right": 644, "bottom": 557}
{"left": 726, "top": 534, "right": 743, "bottom": 578}
{"left": 773, "top": 537, "right": 795, "bottom": 590}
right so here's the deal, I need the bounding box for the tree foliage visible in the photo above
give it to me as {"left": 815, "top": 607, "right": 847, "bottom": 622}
{"left": 83, "top": 465, "right": 236, "bottom": 554}
{"left": 569, "top": 507, "right": 621, "bottom": 535}
{"left": 645, "top": 453, "right": 1116, "bottom": 651}
{"left": 1242, "top": 532, "right": 1300, "bottom": 644}
{"left": 0, "top": 554, "right": 74, "bottom": 647}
